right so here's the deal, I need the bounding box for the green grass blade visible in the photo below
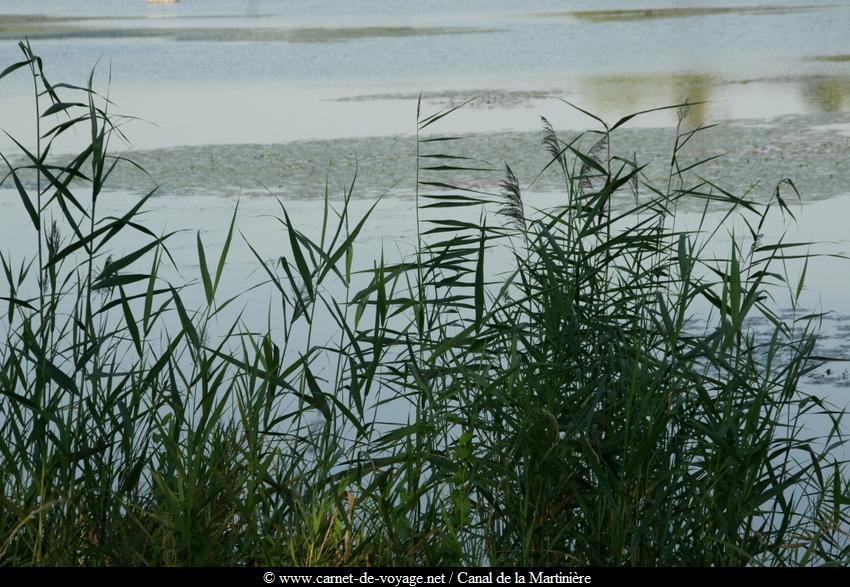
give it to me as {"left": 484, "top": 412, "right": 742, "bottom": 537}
{"left": 197, "top": 231, "right": 214, "bottom": 306}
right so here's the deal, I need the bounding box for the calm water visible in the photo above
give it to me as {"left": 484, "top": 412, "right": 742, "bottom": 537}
{"left": 0, "top": 1, "right": 848, "bottom": 422}
{"left": 1, "top": 0, "right": 850, "bottom": 149}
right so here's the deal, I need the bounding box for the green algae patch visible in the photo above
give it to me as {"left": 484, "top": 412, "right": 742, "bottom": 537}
{"left": 811, "top": 54, "right": 850, "bottom": 63}
{"left": 560, "top": 4, "right": 836, "bottom": 23}
{"left": 0, "top": 14, "right": 492, "bottom": 43}
{"left": 49, "top": 112, "right": 849, "bottom": 212}
{"left": 271, "top": 26, "right": 494, "bottom": 44}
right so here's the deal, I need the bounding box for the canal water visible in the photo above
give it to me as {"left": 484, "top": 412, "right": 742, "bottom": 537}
{"left": 1, "top": 0, "right": 849, "bottom": 428}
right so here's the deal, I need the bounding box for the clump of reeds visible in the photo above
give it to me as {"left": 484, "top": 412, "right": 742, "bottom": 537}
{"left": 0, "top": 43, "right": 848, "bottom": 567}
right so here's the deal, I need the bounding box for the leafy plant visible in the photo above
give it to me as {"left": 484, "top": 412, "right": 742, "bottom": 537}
{"left": 0, "top": 44, "right": 848, "bottom": 567}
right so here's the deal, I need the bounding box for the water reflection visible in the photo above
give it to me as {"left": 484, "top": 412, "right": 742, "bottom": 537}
{"left": 798, "top": 77, "right": 850, "bottom": 112}
{"left": 567, "top": 72, "right": 850, "bottom": 127}
{"left": 2, "top": 1, "right": 850, "bottom": 149}
{"left": 577, "top": 74, "right": 716, "bottom": 125}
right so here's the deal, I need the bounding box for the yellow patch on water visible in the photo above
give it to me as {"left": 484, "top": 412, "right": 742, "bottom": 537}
{"left": 798, "top": 77, "right": 850, "bottom": 112}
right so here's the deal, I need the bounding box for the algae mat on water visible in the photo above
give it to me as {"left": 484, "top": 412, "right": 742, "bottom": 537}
{"left": 61, "top": 113, "right": 850, "bottom": 208}
{"left": 0, "top": 14, "right": 492, "bottom": 43}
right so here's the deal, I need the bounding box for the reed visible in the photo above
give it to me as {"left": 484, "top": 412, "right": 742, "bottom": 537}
{"left": 0, "top": 43, "right": 848, "bottom": 566}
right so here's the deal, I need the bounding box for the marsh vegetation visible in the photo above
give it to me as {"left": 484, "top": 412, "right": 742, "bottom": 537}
{"left": 1, "top": 43, "right": 849, "bottom": 567}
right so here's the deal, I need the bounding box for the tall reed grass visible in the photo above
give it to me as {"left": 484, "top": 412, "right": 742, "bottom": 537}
{"left": 1, "top": 43, "right": 848, "bottom": 566}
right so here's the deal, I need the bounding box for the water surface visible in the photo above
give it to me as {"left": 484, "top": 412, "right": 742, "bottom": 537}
{"left": 2, "top": 0, "right": 850, "bottom": 150}
{"left": 1, "top": 1, "right": 849, "bottom": 408}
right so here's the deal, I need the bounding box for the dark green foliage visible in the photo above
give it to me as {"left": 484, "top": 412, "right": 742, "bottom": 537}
{"left": 1, "top": 45, "right": 848, "bottom": 567}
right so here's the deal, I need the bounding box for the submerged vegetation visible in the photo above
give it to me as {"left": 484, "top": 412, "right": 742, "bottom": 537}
{"left": 563, "top": 4, "right": 834, "bottom": 23}
{"left": 0, "top": 15, "right": 490, "bottom": 44}
{"left": 1, "top": 43, "right": 849, "bottom": 566}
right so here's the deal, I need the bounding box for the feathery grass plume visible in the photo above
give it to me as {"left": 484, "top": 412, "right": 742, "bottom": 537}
{"left": 578, "top": 132, "right": 609, "bottom": 196}
{"left": 677, "top": 98, "right": 691, "bottom": 126}
{"left": 541, "top": 116, "right": 562, "bottom": 162}
{"left": 589, "top": 132, "right": 609, "bottom": 165}
{"left": 497, "top": 163, "right": 525, "bottom": 233}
